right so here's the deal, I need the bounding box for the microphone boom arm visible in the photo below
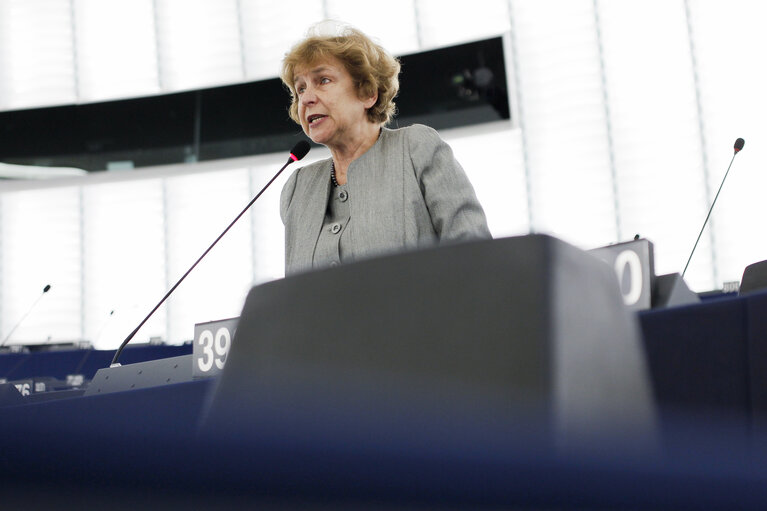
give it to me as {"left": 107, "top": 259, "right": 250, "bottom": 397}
{"left": 682, "top": 139, "right": 743, "bottom": 278}
{"left": 110, "top": 144, "right": 309, "bottom": 367}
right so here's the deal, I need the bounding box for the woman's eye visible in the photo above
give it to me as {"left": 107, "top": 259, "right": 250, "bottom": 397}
{"left": 320, "top": 77, "right": 330, "bottom": 84}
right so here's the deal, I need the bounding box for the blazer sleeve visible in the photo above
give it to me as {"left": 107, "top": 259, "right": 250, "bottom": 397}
{"left": 406, "top": 124, "right": 492, "bottom": 242}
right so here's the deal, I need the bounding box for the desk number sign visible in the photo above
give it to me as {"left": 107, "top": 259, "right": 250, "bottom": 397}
{"left": 590, "top": 239, "right": 654, "bottom": 311}
{"left": 193, "top": 317, "right": 239, "bottom": 378}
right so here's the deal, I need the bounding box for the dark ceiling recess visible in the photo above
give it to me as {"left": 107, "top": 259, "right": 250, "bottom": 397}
{"left": 0, "top": 37, "right": 509, "bottom": 172}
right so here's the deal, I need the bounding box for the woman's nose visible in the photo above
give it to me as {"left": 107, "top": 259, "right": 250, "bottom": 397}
{"left": 300, "top": 86, "right": 317, "bottom": 105}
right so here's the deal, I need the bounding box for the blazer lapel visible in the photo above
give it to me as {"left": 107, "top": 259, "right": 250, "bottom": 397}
{"left": 289, "top": 159, "right": 332, "bottom": 272}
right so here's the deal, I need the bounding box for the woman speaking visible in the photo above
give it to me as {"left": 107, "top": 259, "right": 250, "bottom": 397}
{"left": 280, "top": 24, "right": 491, "bottom": 276}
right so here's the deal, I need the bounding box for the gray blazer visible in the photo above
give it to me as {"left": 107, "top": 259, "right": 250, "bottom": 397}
{"left": 280, "top": 124, "right": 491, "bottom": 276}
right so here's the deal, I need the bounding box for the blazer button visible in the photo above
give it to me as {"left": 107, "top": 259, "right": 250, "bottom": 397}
{"left": 338, "top": 190, "right": 348, "bottom": 202}
{"left": 330, "top": 223, "right": 342, "bottom": 234}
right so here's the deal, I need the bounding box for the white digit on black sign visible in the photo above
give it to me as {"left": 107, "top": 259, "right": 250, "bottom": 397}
{"left": 214, "top": 327, "right": 230, "bottom": 370}
{"left": 614, "top": 250, "right": 642, "bottom": 306}
{"left": 14, "top": 383, "right": 31, "bottom": 396}
{"left": 197, "top": 329, "right": 215, "bottom": 373}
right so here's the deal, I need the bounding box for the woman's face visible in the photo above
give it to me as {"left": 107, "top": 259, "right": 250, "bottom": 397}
{"left": 293, "top": 57, "right": 377, "bottom": 148}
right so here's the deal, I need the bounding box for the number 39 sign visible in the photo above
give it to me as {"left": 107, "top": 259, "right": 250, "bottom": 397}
{"left": 193, "top": 317, "right": 239, "bottom": 378}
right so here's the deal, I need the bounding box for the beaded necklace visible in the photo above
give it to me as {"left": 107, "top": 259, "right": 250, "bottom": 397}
{"left": 330, "top": 161, "right": 339, "bottom": 187}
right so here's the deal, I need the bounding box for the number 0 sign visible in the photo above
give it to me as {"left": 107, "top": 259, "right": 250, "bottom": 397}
{"left": 590, "top": 239, "right": 654, "bottom": 311}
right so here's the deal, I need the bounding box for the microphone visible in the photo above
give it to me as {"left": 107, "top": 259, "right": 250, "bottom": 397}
{"left": 109, "top": 141, "right": 311, "bottom": 367}
{"left": 682, "top": 138, "right": 745, "bottom": 278}
{"left": 0, "top": 284, "right": 52, "bottom": 348}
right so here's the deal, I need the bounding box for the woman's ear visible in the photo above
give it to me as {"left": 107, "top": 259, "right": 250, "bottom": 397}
{"left": 359, "top": 83, "right": 378, "bottom": 109}
{"left": 364, "top": 90, "right": 378, "bottom": 109}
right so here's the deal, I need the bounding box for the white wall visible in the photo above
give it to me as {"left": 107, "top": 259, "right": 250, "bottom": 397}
{"left": 1, "top": 0, "right": 765, "bottom": 347}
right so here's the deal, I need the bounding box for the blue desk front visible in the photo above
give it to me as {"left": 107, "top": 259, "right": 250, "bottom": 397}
{"left": 3, "top": 291, "right": 767, "bottom": 508}
{"left": 639, "top": 289, "right": 767, "bottom": 434}
{"left": 2, "top": 371, "right": 767, "bottom": 509}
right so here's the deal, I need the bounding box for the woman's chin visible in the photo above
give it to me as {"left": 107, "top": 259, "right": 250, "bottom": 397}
{"left": 307, "top": 131, "right": 331, "bottom": 147}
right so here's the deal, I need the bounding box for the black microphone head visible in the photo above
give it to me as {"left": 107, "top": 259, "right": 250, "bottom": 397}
{"left": 43, "top": 284, "right": 51, "bottom": 293}
{"left": 734, "top": 138, "right": 745, "bottom": 153}
{"left": 289, "top": 141, "right": 311, "bottom": 162}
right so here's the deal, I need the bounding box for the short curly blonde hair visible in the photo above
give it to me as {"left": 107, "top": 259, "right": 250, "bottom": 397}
{"left": 280, "top": 24, "right": 400, "bottom": 126}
